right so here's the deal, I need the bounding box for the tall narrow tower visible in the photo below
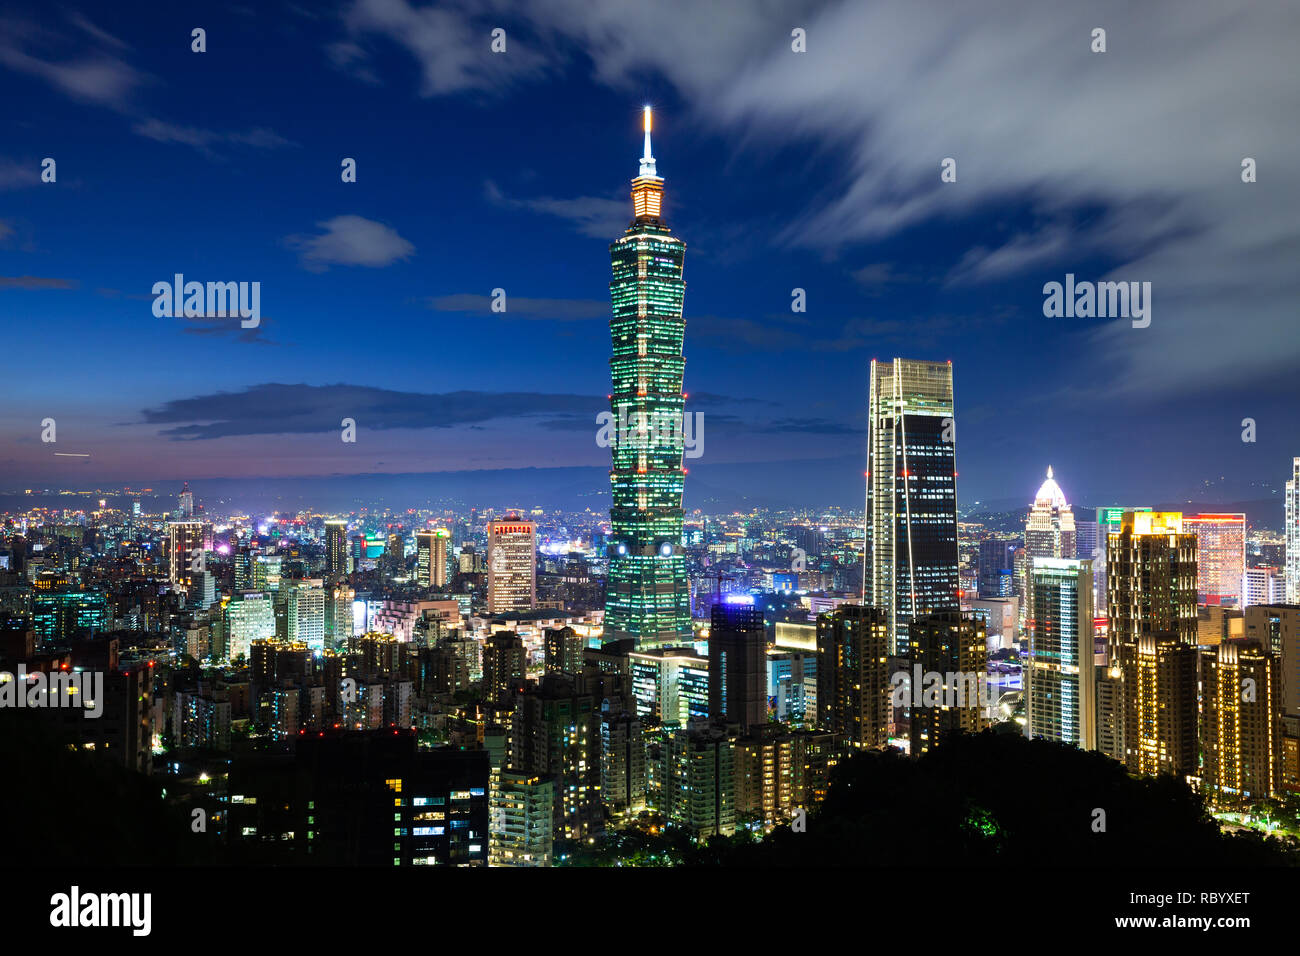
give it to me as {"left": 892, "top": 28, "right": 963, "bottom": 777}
{"left": 866, "top": 358, "right": 959, "bottom": 655}
{"left": 1285, "top": 457, "right": 1300, "bottom": 604}
{"left": 604, "top": 107, "right": 692, "bottom": 648}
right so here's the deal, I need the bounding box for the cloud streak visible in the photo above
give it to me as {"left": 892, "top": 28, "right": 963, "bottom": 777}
{"left": 141, "top": 383, "right": 603, "bottom": 440}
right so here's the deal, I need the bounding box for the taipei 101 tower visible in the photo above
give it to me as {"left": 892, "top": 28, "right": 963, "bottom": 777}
{"left": 602, "top": 107, "right": 692, "bottom": 648}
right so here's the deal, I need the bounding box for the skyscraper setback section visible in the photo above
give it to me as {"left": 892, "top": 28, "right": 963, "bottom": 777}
{"left": 603, "top": 107, "right": 692, "bottom": 648}
{"left": 866, "top": 359, "right": 960, "bottom": 654}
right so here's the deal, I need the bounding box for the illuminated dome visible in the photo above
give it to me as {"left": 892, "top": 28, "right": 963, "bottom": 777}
{"left": 1032, "top": 466, "right": 1069, "bottom": 510}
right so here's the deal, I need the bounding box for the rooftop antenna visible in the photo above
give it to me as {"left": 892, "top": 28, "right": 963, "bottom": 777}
{"left": 639, "top": 105, "right": 657, "bottom": 177}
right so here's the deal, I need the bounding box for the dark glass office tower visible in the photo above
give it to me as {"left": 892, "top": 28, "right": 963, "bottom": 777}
{"left": 867, "top": 358, "right": 960, "bottom": 654}
{"left": 603, "top": 107, "right": 692, "bottom": 647}
{"left": 708, "top": 600, "right": 767, "bottom": 733}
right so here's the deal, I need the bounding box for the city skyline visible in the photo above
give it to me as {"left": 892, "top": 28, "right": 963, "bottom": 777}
{"left": 4, "top": 0, "right": 1300, "bottom": 906}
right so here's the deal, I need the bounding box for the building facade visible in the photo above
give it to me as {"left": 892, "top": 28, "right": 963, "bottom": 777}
{"left": 866, "top": 358, "right": 959, "bottom": 655}
{"left": 603, "top": 107, "right": 692, "bottom": 648}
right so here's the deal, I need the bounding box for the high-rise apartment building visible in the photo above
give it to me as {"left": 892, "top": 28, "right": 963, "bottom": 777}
{"left": 1184, "top": 514, "right": 1246, "bottom": 606}
{"left": 1094, "top": 506, "right": 1152, "bottom": 615}
{"left": 1243, "top": 605, "right": 1300, "bottom": 718}
{"left": 603, "top": 107, "right": 692, "bottom": 649}
{"left": 543, "top": 625, "right": 584, "bottom": 676}
{"left": 866, "top": 358, "right": 959, "bottom": 654}
{"left": 659, "top": 722, "right": 737, "bottom": 838}
{"left": 324, "top": 519, "right": 348, "bottom": 581}
{"left": 1114, "top": 634, "right": 1198, "bottom": 778}
{"left": 600, "top": 709, "right": 648, "bottom": 818}
{"left": 906, "top": 610, "right": 988, "bottom": 756}
{"left": 1105, "top": 511, "right": 1198, "bottom": 778}
{"left": 1026, "top": 557, "right": 1095, "bottom": 749}
{"left": 482, "top": 631, "right": 527, "bottom": 708}
{"left": 1200, "top": 640, "right": 1281, "bottom": 807}
{"left": 1106, "top": 512, "right": 1198, "bottom": 654}
{"left": 508, "top": 674, "right": 602, "bottom": 842}
{"left": 416, "top": 528, "right": 450, "bottom": 589}
{"left": 489, "top": 771, "right": 553, "bottom": 867}
{"left": 814, "top": 603, "right": 890, "bottom": 748}
{"left": 487, "top": 517, "right": 535, "bottom": 615}
{"left": 167, "top": 520, "right": 206, "bottom": 594}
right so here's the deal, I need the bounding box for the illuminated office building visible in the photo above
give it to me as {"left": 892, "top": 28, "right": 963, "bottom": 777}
{"left": 628, "top": 646, "right": 710, "bottom": 724}
{"left": 866, "top": 358, "right": 959, "bottom": 654}
{"left": 226, "top": 591, "right": 275, "bottom": 660}
{"left": 252, "top": 553, "right": 282, "bottom": 593}
{"left": 179, "top": 481, "right": 194, "bottom": 518}
{"left": 1200, "top": 640, "right": 1280, "bottom": 807}
{"left": 31, "top": 587, "right": 107, "bottom": 647}
{"left": 1184, "top": 514, "right": 1246, "bottom": 606}
{"left": 603, "top": 106, "right": 692, "bottom": 648}
{"left": 1020, "top": 466, "right": 1076, "bottom": 632}
{"left": 1244, "top": 567, "right": 1284, "bottom": 607}
{"left": 286, "top": 585, "right": 326, "bottom": 653}
{"left": 1025, "top": 467, "right": 1077, "bottom": 564}
{"left": 416, "top": 529, "right": 450, "bottom": 589}
{"left": 487, "top": 517, "right": 535, "bottom": 615}
{"left": 659, "top": 722, "right": 737, "bottom": 838}
{"left": 1026, "top": 557, "right": 1095, "bottom": 749}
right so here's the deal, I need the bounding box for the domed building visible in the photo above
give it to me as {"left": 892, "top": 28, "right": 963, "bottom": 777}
{"left": 1025, "top": 466, "right": 1076, "bottom": 561}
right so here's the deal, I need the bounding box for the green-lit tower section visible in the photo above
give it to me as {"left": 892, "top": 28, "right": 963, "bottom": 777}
{"left": 604, "top": 107, "right": 692, "bottom": 648}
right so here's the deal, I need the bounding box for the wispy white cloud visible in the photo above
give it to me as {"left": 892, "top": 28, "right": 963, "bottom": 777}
{"left": 484, "top": 180, "right": 627, "bottom": 238}
{"left": 286, "top": 215, "right": 416, "bottom": 271}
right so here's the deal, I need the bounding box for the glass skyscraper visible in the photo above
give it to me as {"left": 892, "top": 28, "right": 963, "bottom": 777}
{"left": 1026, "top": 557, "right": 1095, "bottom": 749}
{"left": 866, "top": 358, "right": 959, "bottom": 655}
{"left": 603, "top": 108, "right": 691, "bottom": 647}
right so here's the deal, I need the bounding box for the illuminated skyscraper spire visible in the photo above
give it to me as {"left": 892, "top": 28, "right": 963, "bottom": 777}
{"left": 604, "top": 108, "right": 691, "bottom": 648}
{"left": 639, "top": 105, "right": 656, "bottom": 177}
{"left": 631, "top": 106, "right": 664, "bottom": 222}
